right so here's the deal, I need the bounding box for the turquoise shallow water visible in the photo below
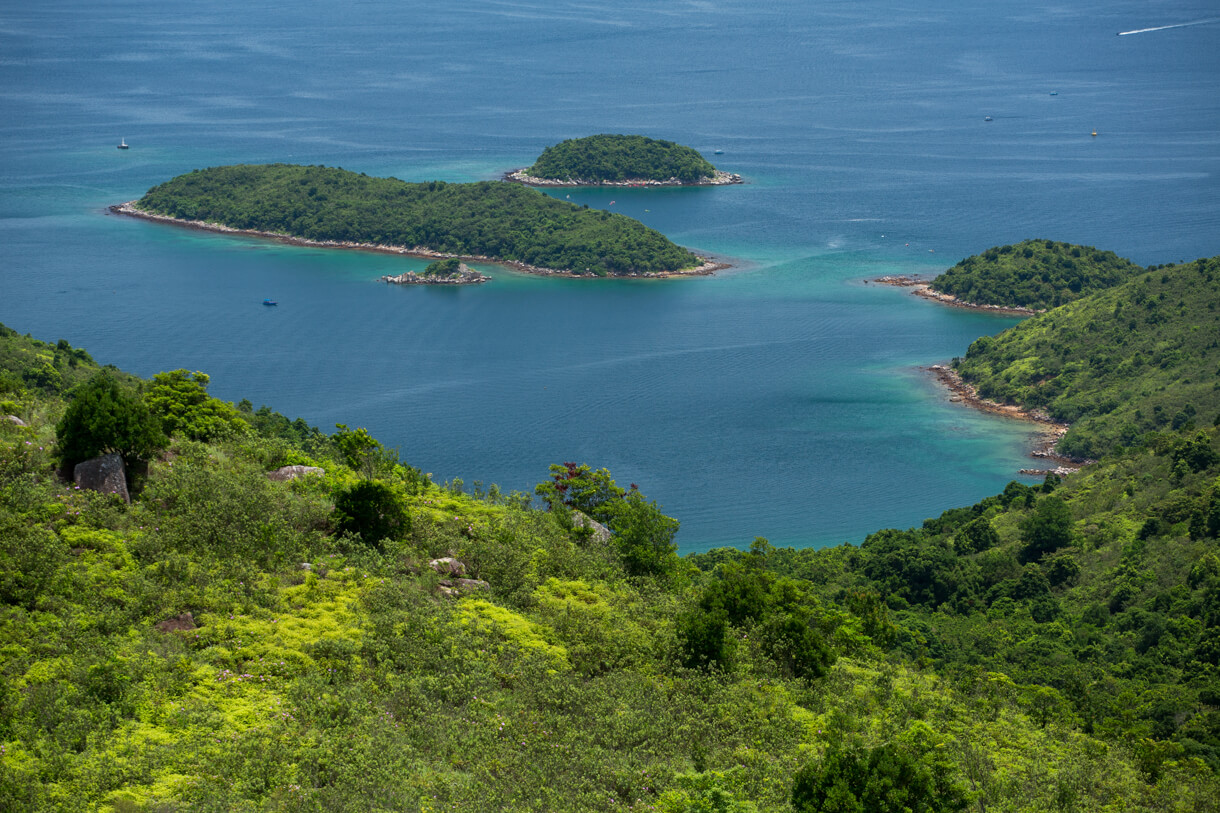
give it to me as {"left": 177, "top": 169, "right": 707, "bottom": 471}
{"left": 2, "top": 0, "right": 1218, "bottom": 551}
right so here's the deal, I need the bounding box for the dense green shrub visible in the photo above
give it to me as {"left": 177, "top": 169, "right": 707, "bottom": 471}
{"left": 1019, "top": 496, "right": 1074, "bottom": 563}
{"left": 791, "top": 740, "right": 968, "bottom": 813}
{"left": 333, "top": 480, "right": 410, "bottom": 549}
{"left": 144, "top": 369, "right": 248, "bottom": 441}
{"left": 55, "top": 370, "right": 166, "bottom": 470}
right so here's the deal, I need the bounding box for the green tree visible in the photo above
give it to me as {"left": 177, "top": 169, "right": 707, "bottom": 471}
{"left": 791, "top": 741, "right": 968, "bottom": 813}
{"left": 144, "top": 369, "right": 247, "bottom": 441}
{"left": 55, "top": 370, "right": 166, "bottom": 470}
{"left": 333, "top": 423, "right": 398, "bottom": 478}
{"left": 605, "top": 489, "right": 680, "bottom": 577}
{"left": 333, "top": 480, "right": 410, "bottom": 550}
{"left": 1019, "top": 496, "right": 1074, "bottom": 563}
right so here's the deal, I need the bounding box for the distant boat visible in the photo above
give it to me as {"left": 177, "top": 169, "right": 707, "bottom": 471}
{"left": 1091, "top": 129, "right": 1098, "bottom": 137}
{"left": 262, "top": 299, "right": 277, "bottom": 306}
{"left": 984, "top": 116, "right": 993, "bottom": 121}
{"left": 713, "top": 149, "right": 724, "bottom": 154}
{"left": 1050, "top": 91, "right": 1058, "bottom": 96}
{"left": 117, "top": 139, "right": 129, "bottom": 150}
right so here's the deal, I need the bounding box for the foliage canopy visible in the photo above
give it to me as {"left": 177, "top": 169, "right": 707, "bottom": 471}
{"left": 55, "top": 369, "right": 166, "bottom": 469}
{"left": 929, "top": 238, "right": 1142, "bottom": 310}
{"left": 525, "top": 134, "right": 720, "bottom": 184}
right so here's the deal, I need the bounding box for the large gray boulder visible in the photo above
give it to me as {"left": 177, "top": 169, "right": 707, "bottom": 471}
{"left": 571, "top": 510, "right": 612, "bottom": 543}
{"left": 267, "top": 465, "right": 325, "bottom": 481}
{"left": 429, "top": 557, "right": 466, "bottom": 577}
{"left": 73, "top": 453, "right": 130, "bottom": 503}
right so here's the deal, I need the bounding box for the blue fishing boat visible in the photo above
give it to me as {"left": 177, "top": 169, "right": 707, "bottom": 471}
{"left": 262, "top": 299, "right": 277, "bottom": 306}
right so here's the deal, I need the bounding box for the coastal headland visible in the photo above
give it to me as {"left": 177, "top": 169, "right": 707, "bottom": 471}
{"left": 873, "top": 275, "right": 1044, "bottom": 316}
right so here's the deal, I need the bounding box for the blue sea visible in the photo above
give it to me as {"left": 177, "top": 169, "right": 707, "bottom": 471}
{"left": 2, "top": 0, "right": 1217, "bottom": 551}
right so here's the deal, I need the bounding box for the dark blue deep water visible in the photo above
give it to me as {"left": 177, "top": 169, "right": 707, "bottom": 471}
{"left": 2, "top": 1, "right": 1218, "bottom": 551}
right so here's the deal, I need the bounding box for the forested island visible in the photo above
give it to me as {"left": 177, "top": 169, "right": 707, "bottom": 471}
{"left": 2, "top": 251, "right": 1219, "bottom": 810}
{"left": 121, "top": 164, "right": 716, "bottom": 277}
{"left": 922, "top": 239, "right": 1143, "bottom": 311}
{"left": 508, "top": 134, "right": 742, "bottom": 187}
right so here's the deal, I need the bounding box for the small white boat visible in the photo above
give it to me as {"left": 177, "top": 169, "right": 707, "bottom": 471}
{"left": 713, "top": 149, "right": 724, "bottom": 155}
{"left": 117, "top": 139, "right": 129, "bottom": 150}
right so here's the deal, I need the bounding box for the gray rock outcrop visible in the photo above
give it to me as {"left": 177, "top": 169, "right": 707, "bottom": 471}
{"left": 73, "top": 453, "right": 129, "bottom": 503}
{"left": 267, "top": 465, "right": 325, "bottom": 481}
{"left": 429, "top": 557, "right": 466, "bottom": 577}
{"left": 571, "top": 510, "right": 612, "bottom": 543}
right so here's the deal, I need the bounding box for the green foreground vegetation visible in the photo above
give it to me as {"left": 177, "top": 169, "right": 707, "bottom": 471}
{"left": 135, "top": 164, "right": 701, "bottom": 276}
{"left": 524, "top": 135, "right": 720, "bottom": 184}
{"left": 2, "top": 254, "right": 1220, "bottom": 811}
{"left": 930, "top": 239, "right": 1143, "bottom": 311}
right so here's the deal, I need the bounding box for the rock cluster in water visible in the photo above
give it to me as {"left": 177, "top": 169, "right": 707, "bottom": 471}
{"left": 380, "top": 262, "right": 490, "bottom": 285}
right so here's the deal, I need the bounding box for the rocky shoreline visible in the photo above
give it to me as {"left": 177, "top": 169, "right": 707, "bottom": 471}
{"left": 504, "top": 169, "right": 743, "bottom": 187}
{"left": 380, "top": 263, "right": 489, "bottom": 285}
{"left": 927, "top": 363, "right": 1090, "bottom": 475}
{"left": 873, "top": 275, "right": 1044, "bottom": 316}
{"left": 109, "top": 201, "right": 726, "bottom": 279}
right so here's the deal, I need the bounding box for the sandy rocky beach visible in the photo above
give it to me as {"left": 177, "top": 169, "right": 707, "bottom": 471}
{"left": 504, "top": 169, "right": 743, "bottom": 187}
{"left": 109, "top": 201, "right": 726, "bottom": 280}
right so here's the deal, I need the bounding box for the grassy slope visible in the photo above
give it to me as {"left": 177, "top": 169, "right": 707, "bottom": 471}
{"left": 2, "top": 318, "right": 1219, "bottom": 810}
{"left": 135, "top": 164, "right": 701, "bottom": 276}
{"left": 929, "top": 239, "right": 1143, "bottom": 310}
{"left": 953, "top": 256, "right": 1220, "bottom": 459}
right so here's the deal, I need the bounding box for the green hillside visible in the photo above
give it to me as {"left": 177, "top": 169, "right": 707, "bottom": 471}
{"left": 2, "top": 317, "right": 1219, "bottom": 811}
{"left": 134, "top": 164, "right": 702, "bottom": 276}
{"left": 929, "top": 239, "right": 1143, "bottom": 310}
{"left": 953, "top": 256, "right": 1220, "bottom": 459}
{"left": 523, "top": 134, "right": 720, "bottom": 184}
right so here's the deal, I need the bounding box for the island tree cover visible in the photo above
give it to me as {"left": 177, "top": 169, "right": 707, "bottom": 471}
{"left": 953, "top": 255, "right": 1220, "bottom": 459}
{"left": 929, "top": 239, "right": 1143, "bottom": 310}
{"left": 3, "top": 255, "right": 1220, "bottom": 813}
{"left": 524, "top": 134, "right": 720, "bottom": 184}
{"left": 135, "top": 164, "right": 701, "bottom": 276}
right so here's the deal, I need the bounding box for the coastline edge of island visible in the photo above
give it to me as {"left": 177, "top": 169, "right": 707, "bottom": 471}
{"left": 108, "top": 201, "right": 729, "bottom": 280}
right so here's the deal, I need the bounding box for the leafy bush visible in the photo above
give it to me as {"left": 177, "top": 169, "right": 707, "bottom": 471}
{"left": 333, "top": 480, "right": 410, "bottom": 550}
{"left": 1019, "top": 496, "right": 1074, "bottom": 563}
{"left": 55, "top": 370, "right": 166, "bottom": 470}
{"left": 791, "top": 740, "right": 968, "bottom": 813}
{"left": 144, "top": 369, "right": 247, "bottom": 441}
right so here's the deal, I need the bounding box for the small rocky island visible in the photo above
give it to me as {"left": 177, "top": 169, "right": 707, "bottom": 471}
{"left": 381, "top": 258, "right": 489, "bottom": 285}
{"left": 508, "top": 134, "right": 742, "bottom": 187}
